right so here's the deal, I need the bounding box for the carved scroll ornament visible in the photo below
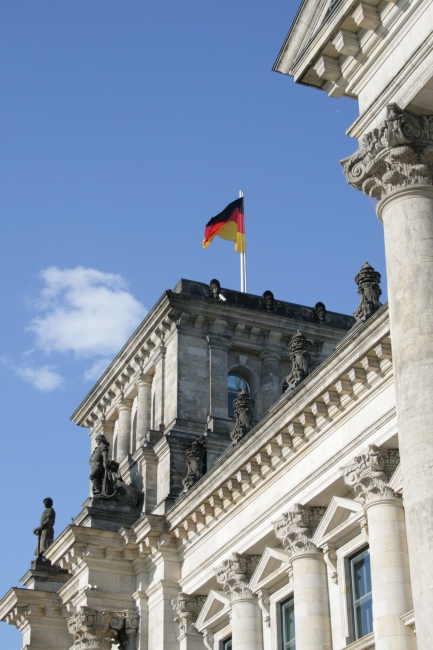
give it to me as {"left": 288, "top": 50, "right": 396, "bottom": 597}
{"left": 273, "top": 504, "right": 325, "bottom": 557}
{"left": 215, "top": 553, "right": 261, "bottom": 599}
{"left": 171, "top": 593, "right": 206, "bottom": 635}
{"left": 343, "top": 445, "right": 400, "bottom": 504}
{"left": 67, "top": 607, "right": 138, "bottom": 650}
{"left": 341, "top": 104, "right": 433, "bottom": 201}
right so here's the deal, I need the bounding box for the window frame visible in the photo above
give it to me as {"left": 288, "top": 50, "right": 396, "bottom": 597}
{"left": 280, "top": 595, "right": 296, "bottom": 650}
{"left": 221, "top": 636, "right": 232, "bottom": 650}
{"left": 349, "top": 546, "right": 373, "bottom": 641}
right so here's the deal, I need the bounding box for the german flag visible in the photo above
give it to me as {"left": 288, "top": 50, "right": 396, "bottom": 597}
{"left": 203, "top": 197, "right": 245, "bottom": 253}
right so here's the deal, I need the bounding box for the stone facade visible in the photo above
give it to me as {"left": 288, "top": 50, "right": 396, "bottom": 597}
{"left": 2, "top": 1, "right": 433, "bottom": 649}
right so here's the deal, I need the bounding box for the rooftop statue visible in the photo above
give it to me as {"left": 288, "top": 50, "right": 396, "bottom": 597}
{"left": 209, "top": 278, "right": 227, "bottom": 302}
{"left": 353, "top": 262, "right": 382, "bottom": 322}
{"left": 231, "top": 388, "right": 255, "bottom": 444}
{"left": 262, "top": 290, "right": 275, "bottom": 311}
{"left": 314, "top": 302, "right": 327, "bottom": 323}
{"left": 33, "top": 497, "right": 55, "bottom": 559}
{"left": 285, "top": 331, "right": 312, "bottom": 389}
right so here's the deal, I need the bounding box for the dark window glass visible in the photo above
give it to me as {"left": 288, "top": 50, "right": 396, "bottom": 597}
{"left": 350, "top": 548, "right": 373, "bottom": 640}
{"left": 281, "top": 596, "right": 296, "bottom": 649}
{"left": 227, "top": 375, "right": 250, "bottom": 418}
{"left": 223, "top": 637, "right": 232, "bottom": 650}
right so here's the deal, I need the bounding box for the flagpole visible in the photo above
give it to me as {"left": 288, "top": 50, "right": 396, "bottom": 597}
{"left": 239, "top": 190, "right": 246, "bottom": 292}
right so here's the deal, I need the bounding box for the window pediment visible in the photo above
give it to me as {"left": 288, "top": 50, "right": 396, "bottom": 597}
{"left": 195, "top": 590, "right": 231, "bottom": 632}
{"left": 249, "top": 547, "right": 293, "bottom": 593}
{"left": 312, "top": 496, "right": 363, "bottom": 548}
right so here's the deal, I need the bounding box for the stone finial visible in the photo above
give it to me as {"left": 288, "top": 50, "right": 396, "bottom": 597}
{"left": 273, "top": 504, "right": 326, "bottom": 557}
{"left": 262, "top": 290, "right": 275, "bottom": 311}
{"left": 67, "top": 607, "right": 138, "bottom": 650}
{"left": 182, "top": 439, "right": 206, "bottom": 492}
{"left": 353, "top": 262, "right": 382, "bottom": 322}
{"left": 230, "top": 388, "right": 255, "bottom": 444}
{"left": 343, "top": 445, "right": 400, "bottom": 504}
{"left": 313, "top": 301, "right": 327, "bottom": 323}
{"left": 171, "top": 593, "right": 206, "bottom": 635}
{"left": 341, "top": 103, "right": 433, "bottom": 200}
{"left": 285, "top": 331, "right": 312, "bottom": 389}
{"left": 215, "top": 553, "right": 261, "bottom": 599}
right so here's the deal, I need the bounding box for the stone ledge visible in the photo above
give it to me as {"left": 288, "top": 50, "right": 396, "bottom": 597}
{"left": 345, "top": 632, "right": 375, "bottom": 650}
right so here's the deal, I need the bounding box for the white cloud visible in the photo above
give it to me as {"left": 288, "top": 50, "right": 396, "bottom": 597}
{"left": 16, "top": 365, "right": 64, "bottom": 391}
{"left": 83, "top": 357, "right": 113, "bottom": 382}
{"left": 28, "top": 266, "right": 147, "bottom": 358}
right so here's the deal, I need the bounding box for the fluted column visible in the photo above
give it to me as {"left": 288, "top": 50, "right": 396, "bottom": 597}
{"left": 260, "top": 351, "right": 281, "bottom": 412}
{"left": 117, "top": 398, "right": 133, "bottom": 461}
{"left": 274, "top": 504, "right": 331, "bottom": 650}
{"left": 171, "top": 593, "right": 206, "bottom": 650}
{"left": 136, "top": 374, "right": 153, "bottom": 445}
{"left": 342, "top": 104, "right": 433, "bottom": 648}
{"left": 344, "top": 447, "right": 415, "bottom": 650}
{"left": 215, "top": 554, "right": 263, "bottom": 650}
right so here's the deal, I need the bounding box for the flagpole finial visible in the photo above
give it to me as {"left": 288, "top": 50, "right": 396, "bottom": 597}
{"left": 239, "top": 190, "right": 244, "bottom": 198}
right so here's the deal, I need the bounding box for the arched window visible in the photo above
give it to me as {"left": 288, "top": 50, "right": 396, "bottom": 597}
{"left": 227, "top": 375, "right": 250, "bottom": 418}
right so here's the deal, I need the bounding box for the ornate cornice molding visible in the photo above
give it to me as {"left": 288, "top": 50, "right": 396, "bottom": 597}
{"left": 273, "top": 504, "right": 326, "bottom": 557}
{"left": 67, "top": 607, "right": 138, "bottom": 650}
{"left": 341, "top": 104, "right": 433, "bottom": 201}
{"left": 343, "top": 445, "right": 400, "bottom": 505}
{"left": 171, "top": 593, "right": 206, "bottom": 635}
{"left": 215, "top": 553, "right": 261, "bottom": 600}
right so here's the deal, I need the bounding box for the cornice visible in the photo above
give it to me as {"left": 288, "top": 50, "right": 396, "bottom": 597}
{"left": 166, "top": 305, "right": 392, "bottom": 537}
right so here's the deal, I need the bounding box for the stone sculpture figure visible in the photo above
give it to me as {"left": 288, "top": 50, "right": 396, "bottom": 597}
{"left": 231, "top": 388, "right": 255, "bottom": 444}
{"left": 33, "top": 497, "right": 55, "bottom": 558}
{"left": 182, "top": 438, "right": 206, "bottom": 491}
{"left": 314, "top": 301, "right": 326, "bottom": 323}
{"left": 209, "top": 278, "right": 221, "bottom": 300}
{"left": 353, "top": 262, "right": 382, "bottom": 322}
{"left": 262, "top": 290, "right": 275, "bottom": 311}
{"left": 89, "top": 433, "right": 110, "bottom": 495}
{"left": 285, "top": 331, "right": 312, "bottom": 389}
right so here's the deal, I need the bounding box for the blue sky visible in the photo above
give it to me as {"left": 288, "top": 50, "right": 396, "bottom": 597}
{"left": 0, "top": 2, "right": 386, "bottom": 646}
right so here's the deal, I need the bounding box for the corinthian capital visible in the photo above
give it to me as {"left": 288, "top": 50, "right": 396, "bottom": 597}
{"left": 343, "top": 445, "right": 400, "bottom": 504}
{"left": 273, "top": 504, "right": 325, "bottom": 557}
{"left": 341, "top": 104, "right": 433, "bottom": 201}
{"left": 67, "top": 607, "right": 138, "bottom": 650}
{"left": 215, "top": 553, "right": 261, "bottom": 599}
{"left": 171, "top": 593, "right": 206, "bottom": 634}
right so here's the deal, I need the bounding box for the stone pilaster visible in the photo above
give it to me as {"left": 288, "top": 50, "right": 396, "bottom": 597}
{"left": 260, "top": 351, "right": 281, "bottom": 412}
{"left": 344, "top": 447, "right": 415, "bottom": 650}
{"left": 136, "top": 374, "right": 153, "bottom": 446}
{"left": 117, "top": 399, "right": 133, "bottom": 462}
{"left": 67, "top": 607, "right": 138, "bottom": 650}
{"left": 215, "top": 553, "right": 263, "bottom": 650}
{"left": 206, "top": 334, "right": 230, "bottom": 433}
{"left": 171, "top": 593, "right": 206, "bottom": 650}
{"left": 342, "top": 104, "right": 433, "bottom": 648}
{"left": 273, "top": 504, "right": 331, "bottom": 650}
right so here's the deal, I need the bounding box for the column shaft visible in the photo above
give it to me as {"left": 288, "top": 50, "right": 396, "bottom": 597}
{"left": 117, "top": 399, "right": 133, "bottom": 461}
{"left": 136, "top": 375, "right": 153, "bottom": 445}
{"left": 260, "top": 352, "right": 281, "bottom": 412}
{"left": 231, "top": 596, "right": 263, "bottom": 650}
{"left": 291, "top": 552, "right": 332, "bottom": 650}
{"left": 378, "top": 186, "right": 433, "bottom": 647}
{"left": 365, "top": 497, "right": 415, "bottom": 650}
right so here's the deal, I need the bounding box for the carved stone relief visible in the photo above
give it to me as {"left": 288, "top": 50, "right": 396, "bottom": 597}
{"left": 171, "top": 593, "right": 206, "bottom": 635}
{"left": 67, "top": 607, "right": 138, "bottom": 650}
{"left": 353, "top": 262, "right": 382, "bottom": 322}
{"left": 285, "top": 331, "right": 312, "bottom": 390}
{"left": 341, "top": 103, "right": 433, "bottom": 200}
{"left": 343, "top": 445, "right": 400, "bottom": 504}
{"left": 273, "top": 504, "right": 326, "bottom": 557}
{"left": 215, "top": 553, "right": 261, "bottom": 600}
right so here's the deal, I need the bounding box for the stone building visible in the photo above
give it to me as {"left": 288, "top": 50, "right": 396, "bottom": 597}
{"left": 2, "top": 0, "right": 433, "bottom": 649}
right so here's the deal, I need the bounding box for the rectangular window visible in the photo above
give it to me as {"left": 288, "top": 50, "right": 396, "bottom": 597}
{"left": 281, "top": 596, "right": 296, "bottom": 650}
{"left": 350, "top": 547, "right": 373, "bottom": 640}
{"left": 222, "top": 638, "right": 232, "bottom": 650}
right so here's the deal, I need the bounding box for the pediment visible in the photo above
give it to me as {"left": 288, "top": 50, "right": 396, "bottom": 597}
{"left": 249, "top": 547, "right": 292, "bottom": 593}
{"left": 195, "top": 590, "right": 230, "bottom": 632}
{"left": 312, "top": 496, "right": 363, "bottom": 548}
